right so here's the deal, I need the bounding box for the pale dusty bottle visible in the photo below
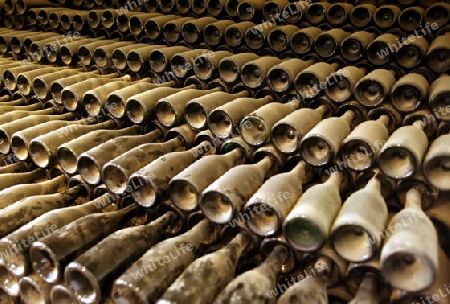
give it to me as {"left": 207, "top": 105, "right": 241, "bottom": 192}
{"left": 379, "top": 111, "right": 433, "bottom": 180}
{"left": 155, "top": 88, "right": 220, "bottom": 128}
{"left": 29, "top": 119, "right": 116, "bottom": 168}
{"left": 0, "top": 174, "right": 67, "bottom": 210}
{"left": 380, "top": 187, "right": 439, "bottom": 292}
{"left": 185, "top": 91, "right": 249, "bottom": 130}
{"left": 239, "top": 100, "right": 299, "bottom": 146}
{"left": 101, "top": 124, "right": 195, "bottom": 194}
{"left": 0, "top": 185, "right": 83, "bottom": 238}
{"left": 283, "top": 172, "right": 344, "bottom": 252}
{"left": 244, "top": 160, "right": 313, "bottom": 237}
{"left": 111, "top": 219, "right": 219, "bottom": 303}
{"left": 105, "top": 81, "right": 176, "bottom": 119}
{"left": 156, "top": 232, "right": 253, "bottom": 304}
{"left": 354, "top": 69, "right": 397, "bottom": 107}
{"left": 272, "top": 105, "right": 328, "bottom": 155}
{"left": 207, "top": 96, "right": 272, "bottom": 138}
{"left": 29, "top": 204, "right": 139, "bottom": 284}
{"left": 0, "top": 193, "right": 116, "bottom": 278}
{"left": 0, "top": 168, "right": 46, "bottom": 192}
{"left": 125, "top": 85, "right": 196, "bottom": 124}
{"left": 129, "top": 140, "right": 214, "bottom": 207}
{"left": 390, "top": 72, "right": 429, "bottom": 113}
{"left": 64, "top": 212, "right": 175, "bottom": 304}
{"left": 169, "top": 136, "right": 252, "bottom": 211}
{"left": 213, "top": 245, "right": 288, "bottom": 304}
{"left": 330, "top": 176, "right": 388, "bottom": 262}
{"left": 11, "top": 117, "right": 96, "bottom": 161}
{"left": 200, "top": 144, "right": 284, "bottom": 224}
{"left": 423, "top": 133, "right": 450, "bottom": 191}
{"left": 0, "top": 112, "right": 76, "bottom": 155}
{"left": 57, "top": 125, "right": 141, "bottom": 174}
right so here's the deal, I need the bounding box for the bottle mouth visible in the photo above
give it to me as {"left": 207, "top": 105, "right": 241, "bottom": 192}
{"left": 50, "top": 285, "right": 78, "bottom": 304}
{"left": 88, "top": 11, "right": 100, "bottom": 28}
{"left": 272, "top": 123, "right": 301, "bottom": 155}
{"left": 126, "top": 52, "right": 143, "bottom": 72}
{"left": 29, "top": 242, "right": 60, "bottom": 284}
{"left": 332, "top": 225, "right": 375, "bottom": 262}
{"left": 285, "top": 217, "right": 324, "bottom": 252}
{"left": 10, "top": 134, "right": 29, "bottom": 161}
{"left": 170, "top": 55, "right": 190, "bottom": 78}
{"left": 306, "top": 3, "right": 326, "bottom": 24}
{"left": 391, "top": 84, "right": 422, "bottom": 112}
{"left": 156, "top": 100, "right": 177, "bottom": 127}
{"left": 291, "top": 32, "right": 313, "bottom": 55}
{"left": 375, "top": 7, "right": 397, "bottom": 28}
{"left": 169, "top": 179, "right": 200, "bottom": 211}
{"left": 368, "top": 41, "right": 392, "bottom": 66}
{"left": 129, "top": 17, "right": 144, "bottom": 36}
{"left": 111, "top": 280, "right": 146, "bottom": 304}
{"left": 268, "top": 30, "right": 288, "bottom": 52}
{"left": 145, "top": 20, "right": 161, "bottom": 40}
{"left": 397, "top": 45, "right": 422, "bottom": 69}
{"left": 238, "top": 2, "right": 255, "bottom": 20}
{"left": 399, "top": 10, "right": 422, "bottom": 32}
{"left": 65, "top": 262, "right": 101, "bottom": 304}
{"left": 325, "top": 75, "right": 352, "bottom": 103}
{"left": 208, "top": 110, "right": 234, "bottom": 138}
{"left": 267, "top": 68, "right": 291, "bottom": 93}
{"left": 341, "top": 37, "right": 364, "bottom": 61}
{"left": 101, "top": 11, "right": 115, "bottom": 28}
{"left": 149, "top": 50, "right": 167, "bottom": 73}
{"left": 19, "top": 276, "right": 47, "bottom": 304}
{"left": 200, "top": 190, "right": 235, "bottom": 224}
{"left": 126, "top": 99, "right": 146, "bottom": 124}
{"left": 425, "top": 5, "right": 449, "bottom": 28}
{"left": 224, "top": 27, "right": 243, "bottom": 47}
{"left": 93, "top": 49, "right": 108, "bottom": 68}
{"left": 185, "top": 102, "right": 208, "bottom": 130}
{"left": 0, "top": 130, "right": 11, "bottom": 155}
{"left": 245, "top": 203, "right": 279, "bottom": 237}
{"left": 102, "top": 164, "right": 129, "bottom": 194}
{"left": 111, "top": 50, "right": 127, "bottom": 71}
{"left": 283, "top": 4, "right": 302, "bottom": 23}
{"left": 0, "top": 264, "right": 20, "bottom": 296}
{"left": 219, "top": 59, "right": 239, "bottom": 83}
{"left": 77, "top": 155, "right": 101, "bottom": 185}
{"left": 130, "top": 175, "right": 157, "bottom": 207}
{"left": 116, "top": 14, "right": 130, "bottom": 32}
{"left": 379, "top": 146, "right": 417, "bottom": 180}
{"left": 301, "top": 135, "right": 334, "bottom": 167}
{"left": 245, "top": 28, "right": 266, "bottom": 50}
{"left": 207, "top": 0, "right": 222, "bottom": 15}
{"left": 57, "top": 146, "right": 79, "bottom": 174}
{"left": 106, "top": 94, "right": 126, "bottom": 119}
{"left": 295, "top": 72, "right": 321, "bottom": 99}
{"left": 355, "top": 79, "right": 386, "bottom": 107}
{"left": 327, "top": 5, "right": 348, "bottom": 24}
{"left": 204, "top": 25, "right": 221, "bottom": 46}
{"left": 16, "top": 75, "right": 32, "bottom": 96}
{"left": 341, "top": 140, "right": 376, "bottom": 172}
{"left": 424, "top": 154, "right": 450, "bottom": 191}
{"left": 61, "top": 89, "right": 79, "bottom": 111}
{"left": 3, "top": 70, "right": 17, "bottom": 91}
{"left": 241, "top": 64, "right": 265, "bottom": 89}
{"left": 427, "top": 49, "right": 450, "bottom": 73}
{"left": 182, "top": 23, "right": 200, "bottom": 44}
{"left": 240, "top": 116, "right": 269, "bottom": 146}
{"left": 315, "top": 34, "right": 337, "bottom": 58}
{"left": 193, "top": 56, "right": 213, "bottom": 80}
{"left": 192, "top": 0, "right": 206, "bottom": 14}
{"left": 163, "top": 23, "right": 181, "bottom": 43}
{"left": 381, "top": 250, "right": 436, "bottom": 292}
{"left": 0, "top": 240, "right": 26, "bottom": 278}
{"left": 29, "top": 141, "right": 52, "bottom": 168}
{"left": 78, "top": 46, "right": 92, "bottom": 66}
{"left": 350, "top": 7, "right": 372, "bottom": 27}
{"left": 430, "top": 92, "right": 450, "bottom": 121}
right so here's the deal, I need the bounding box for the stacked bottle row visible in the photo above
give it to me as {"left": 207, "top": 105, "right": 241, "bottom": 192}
{"left": 1, "top": 9, "right": 450, "bottom": 69}
{"left": 0, "top": 106, "right": 447, "bottom": 303}
{"left": 3, "top": 0, "right": 450, "bottom": 31}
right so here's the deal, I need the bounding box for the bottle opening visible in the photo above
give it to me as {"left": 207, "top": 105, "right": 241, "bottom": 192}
{"left": 272, "top": 123, "right": 300, "bottom": 154}
{"left": 169, "top": 179, "right": 199, "bottom": 211}
{"left": 65, "top": 264, "right": 99, "bottom": 304}
{"left": 379, "top": 146, "right": 416, "bottom": 179}
{"left": 200, "top": 191, "right": 234, "bottom": 224}
{"left": 391, "top": 84, "right": 422, "bottom": 112}
{"left": 285, "top": 217, "right": 324, "bottom": 252}
{"left": 332, "top": 225, "right": 374, "bottom": 262}
{"left": 78, "top": 155, "right": 101, "bottom": 185}
{"left": 301, "top": 136, "right": 333, "bottom": 166}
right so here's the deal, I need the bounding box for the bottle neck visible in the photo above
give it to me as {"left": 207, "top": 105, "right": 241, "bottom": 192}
{"left": 326, "top": 171, "right": 343, "bottom": 191}
{"left": 315, "top": 105, "right": 328, "bottom": 117}
{"left": 340, "top": 110, "right": 355, "bottom": 125}
{"left": 260, "top": 245, "right": 289, "bottom": 274}
{"left": 142, "top": 128, "right": 162, "bottom": 142}
{"left": 41, "top": 175, "right": 67, "bottom": 193}
{"left": 351, "top": 273, "right": 379, "bottom": 303}
{"left": 292, "top": 161, "right": 313, "bottom": 184}
{"left": 226, "top": 146, "right": 245, "bottom": 164}
{"left": 405, "top": 187, "right": 422, "bottom": 211}
{"left": 256, "top": 156, "right": 275, "bottom": 175}
{"left": 222, "top": 232, "right": 251, "bottom": 258}
{"left": 377, "top": 115, "right": 390, "bottom": 127}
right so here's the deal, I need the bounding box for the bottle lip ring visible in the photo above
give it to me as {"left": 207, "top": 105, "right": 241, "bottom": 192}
{"left": 65, "top": 262, "right": 102, "bottom": 304}
{"left": 29, "top": 241, "right": 61, "bottom": 284}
